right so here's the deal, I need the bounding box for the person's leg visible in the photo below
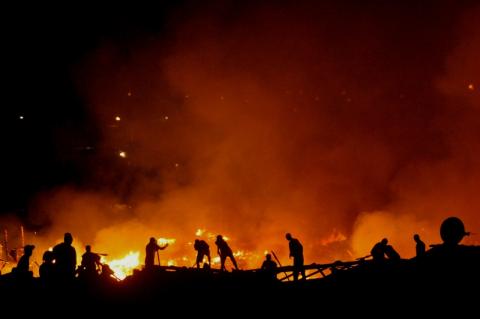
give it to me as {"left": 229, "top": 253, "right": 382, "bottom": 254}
{"left": 229, "top": 254, "right": 238, "bottom": 270}
{"left": 220, "top": 255, "right": 226, "bottom": 271}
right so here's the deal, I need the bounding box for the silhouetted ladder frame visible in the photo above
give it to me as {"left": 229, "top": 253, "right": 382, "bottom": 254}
{"left": 274, "top": 260, "right": 368, "bottom": 282}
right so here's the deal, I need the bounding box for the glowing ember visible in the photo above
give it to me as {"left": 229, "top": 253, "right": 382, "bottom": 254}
{"left": 127, "top": 91, "right": 132, "bottom": 97}
{"left": 115, "top": 116, "right": 121, "bottom": 121}
{"left": 164, "top": 116, "right": 169, "bottom": 120}
{"left": 195, "top": 228, "right": 205, "bottom": 236}
{"left": 468, "top": 83, "right": 475, "bottom": 90}
{"left": 119, "top": 151, "right": 127, "bottom": 158}
{"left": 103, "top": 251, "right": 140, "bottom": 280}
{"left": 157, "top": 238, "right": 176, "bottom": 246}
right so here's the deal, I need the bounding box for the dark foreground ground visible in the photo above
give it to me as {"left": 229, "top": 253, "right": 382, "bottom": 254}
{"left": 1, "top": 244, "right": 479, "bottom": 315}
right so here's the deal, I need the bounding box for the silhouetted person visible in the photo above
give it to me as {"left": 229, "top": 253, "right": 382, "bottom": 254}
{"left": 261, "top": 254, "right": 277, "bottom": 280}
{"left": 440, "top": 216, "right": 470, "bottom": 246}
{"left": 79, "top": 245, "right": 101, "bottom": 278}
{"left": 14, "top": 245, "right": 35, "bottom": 277}
{"left": 194, "top": 239, "right": 211, "bottom": 269}
{"left": 40, "top": 250, "right": 55, "bottom": 283}
{"left": 414, "top": 234, "right": 426, "bottom": 257}
{"left": 385, "top": 244, "right": 401, "bottom": 260}
{"left": 145, "top": 237, "right": 168, "bottom": 269}
{"left": 215, "top": 235, "right": 238, "bottom": 271}
{"left": 52, "top": 232, "right": 77, "bottom": 280}
{"left": 371, "top": 238, "right": 388, "bottom": 262}
{"left": 286, "top": 233, "right": 306, "bottom": 281}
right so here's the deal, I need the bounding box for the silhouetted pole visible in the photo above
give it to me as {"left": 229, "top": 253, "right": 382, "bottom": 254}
{"left": 20, "top": 226, "right": 25, "bottom": 257}
{"left": 3, "top": 229, "right": 8, "bottom": 262}
{"left": 20, "top": 226, "right": 25, "bottom": 248}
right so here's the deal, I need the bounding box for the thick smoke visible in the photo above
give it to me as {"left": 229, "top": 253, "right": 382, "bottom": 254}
{"left": 22, "top": 2, "right": 480, "bottom": 267}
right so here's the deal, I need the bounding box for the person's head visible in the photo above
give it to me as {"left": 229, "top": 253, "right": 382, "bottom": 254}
{"left": 85, "top": 245, "right": 91, "bottom": 252}
{"left": 413, "top": 234, "right": 420, "bottom": 242}
{"left": 381, "top": 238, "right": 388, "bottom": 245}
{"left": 216, "top": 235, "right": 223, "bottom": 241}
{"left": 43, "top": 250, "right": 54, "bottom": 263}
{"left": 64, "top": 233, "right": 73, "bottom": 245}
{"left": 24, "top": 245, "right": 35, "bottom": 256}
{"left": 286, "top": 233, "right": 292, "bottom": 241}
{"left": 266, "top": 254, "right": 272, "bottom": 261}
{"left": 149, "top": 237, "right": 156, "bottom": 244}
{"left": 195, "top": 239, "right": 199, "bottom": 244}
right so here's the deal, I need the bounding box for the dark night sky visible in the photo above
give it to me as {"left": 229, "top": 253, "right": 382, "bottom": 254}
{"left": 0, "top": 0, "right": 476, "bottom": 221}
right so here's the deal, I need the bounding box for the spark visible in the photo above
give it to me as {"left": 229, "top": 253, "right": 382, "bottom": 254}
{"left": 119, "top": 151, "right": 127, "bottom": 158}
{"left": 164, "top": 116, "right": 169, "bottom": 120}
{"left": 468, "top": 83, "right": 475, "bottom": 91}
{"left": 19, "top": 115, "right": 24, "bottom": 120}
{"left": 115, "top": 116, "right": 121, "bottom": 121}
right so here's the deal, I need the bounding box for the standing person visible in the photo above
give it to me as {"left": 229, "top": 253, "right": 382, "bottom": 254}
{"left": 414, "top": 234, "right": 426, "bottom": 257}
{"left": 52, "top": 232, "right": 77, "bottom": 280}
{"left": 194, "top": 239, "right": 211, "bottom": 269}
{"left": 215, "top": 235, "right": 238, "bottom": 271}
{"left": 39, "top": 250, "right": 55, "bottom": 283}
{"left": 79, "top": 245, "right": 101, "bottom": 278}
{"left": 15, "top": 245, "right": 35, "bottom": 277}
{"left": 286, "top": 233, "right": 306, "bottom": 281}
{"left": 145, "top": 237, "right": 168, "bottom": 269}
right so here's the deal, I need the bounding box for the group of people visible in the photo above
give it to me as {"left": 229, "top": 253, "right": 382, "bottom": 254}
{"left": 144, "top": 233, "right": 306, "bottom": 281}
{"left": 11, "top": 231, "right": 427, "bottom": 283}
{"left": 12, "top": 232, "right": 112, "bottom": 282}
{"left": 370, "top": 234, "right": 426, "bottom": 262}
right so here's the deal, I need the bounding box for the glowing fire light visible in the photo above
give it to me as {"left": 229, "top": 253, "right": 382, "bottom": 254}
{"left": 119, "top": 151, "right": 127, "bottom": 158}
{"left": 468, "top": 83, "right": 475, "bottom": 91}
{"left": 195, "top": 228, "right": 205, "bottom": 236}
{"left": 19, "top": 115, "right": 24, "bottom": 120}
{"left": 103, "top": 251, "right": 140, "bottom": 280}
{"left": 158, "top": 238, "right": 176, "bottom": 246}
{"left": 164, "top": 116, "right": 169, "bottom": 120}
{"left": 115, "top": 116, "right": 121, "bottom": 121}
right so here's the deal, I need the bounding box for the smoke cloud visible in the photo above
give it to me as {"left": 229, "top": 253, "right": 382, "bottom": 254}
{"left": 17, "top": 1, "right": 480, "bottom": 268}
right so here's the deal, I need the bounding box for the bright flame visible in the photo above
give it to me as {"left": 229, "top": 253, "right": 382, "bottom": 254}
{"left": 195, "top": 228, "right": 205, "bottom": 236}
{"left": 115, "top": 116, "right": 121, "bottom": 121}
{"left": 157, "top": 238, "right": 176, "bottom": 246}
{"left": 468, "top": 83, "right": 475, "bottom": 90}
{"left": 119, "top": 151, "right": 127, "bottom": 158}
{"left": 103, "top": 251, "right": 140, "bottom": 280}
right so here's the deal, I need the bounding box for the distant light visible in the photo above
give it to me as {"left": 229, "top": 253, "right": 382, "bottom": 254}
{"left": 468, "top": 83, "right": 475, "bottom": 91}
{"left": 195, "top": 229, "right": 205, "bottom": 236}
{"left": 127, "top": 91, "right": 132, "bottom": 97}
{"left": 174, "top": 163, "right": 179, "bottom": 168}
{"left": 115, "top": 116, "right": 121, "bottom": 122}
{"left": 164, "top": 116, "right": 169, "bottom": 120}
{"left": 119, "top": 151, "right": 127, "bottom": 158}
{"left": 19, "top": 115, "right": 24, "bottom": 120}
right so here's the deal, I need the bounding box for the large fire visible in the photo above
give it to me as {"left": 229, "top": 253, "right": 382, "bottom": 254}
{"left": 102, "top": 251, "right": 140, "bottom": 280}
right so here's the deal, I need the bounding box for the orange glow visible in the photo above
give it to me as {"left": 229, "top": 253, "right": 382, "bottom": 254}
{"left": 468, "top": 83, "right": 475, "bottom": 90}
{"left": 118, "top": 151, "right": 127, "bottom": 158}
